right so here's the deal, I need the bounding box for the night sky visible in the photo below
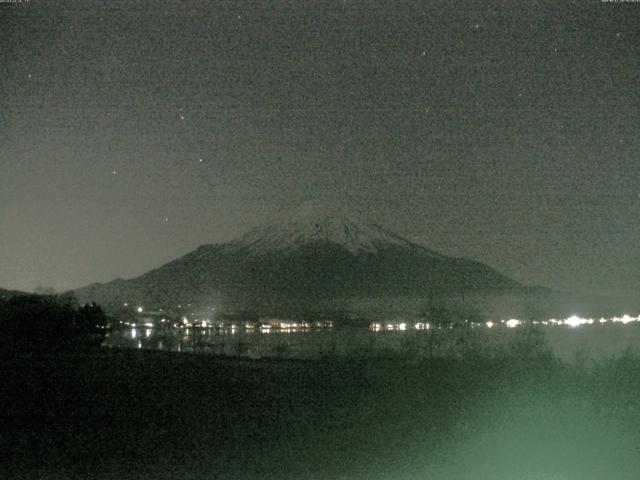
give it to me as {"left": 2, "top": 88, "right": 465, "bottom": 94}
{"left": 2, "top": 0, "right": 639, "bottom": 300}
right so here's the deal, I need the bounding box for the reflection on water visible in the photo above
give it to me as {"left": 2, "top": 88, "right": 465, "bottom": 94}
{"left": 105, "top": 323, "right": 344, "bottom": 359}
{"left": 103, "top": 318, "right": 640, "bottom": 362}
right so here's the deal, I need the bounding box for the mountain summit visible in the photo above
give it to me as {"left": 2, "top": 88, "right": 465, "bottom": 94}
{"left": 76, "top": 212, "right": 521, "bottom": 316}
{"left": 235, "top": 211, "right": 442, "bottom": 257}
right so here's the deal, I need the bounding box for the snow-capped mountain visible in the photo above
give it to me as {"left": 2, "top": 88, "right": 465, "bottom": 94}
{"left": 75, "top": 211, "right": 522, "bottom": 316}
{"left": 235, "top": 211, "right": 443, "bottom": 257}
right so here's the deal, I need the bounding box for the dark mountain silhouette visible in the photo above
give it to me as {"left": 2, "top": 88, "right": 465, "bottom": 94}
{"left": 75, "top": 212, "right": 525, "bottom": 317}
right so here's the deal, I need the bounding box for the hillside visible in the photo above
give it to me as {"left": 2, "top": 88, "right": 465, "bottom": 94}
{"left": 75, "top": 212, "right": 526, "bottom": 318}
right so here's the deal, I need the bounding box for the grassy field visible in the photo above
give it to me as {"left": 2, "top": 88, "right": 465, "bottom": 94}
{"left": 2, "top": 344, "right": 640, "bottom": 480}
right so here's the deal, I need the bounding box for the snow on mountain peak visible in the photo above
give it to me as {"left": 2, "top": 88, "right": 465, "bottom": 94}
{"left": 236, "top": 211, "right": 420, "bottom": 255}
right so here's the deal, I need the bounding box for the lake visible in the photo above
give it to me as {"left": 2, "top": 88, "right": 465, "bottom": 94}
{"left": 103, "top": 318, "right": 640, "bottom": 363}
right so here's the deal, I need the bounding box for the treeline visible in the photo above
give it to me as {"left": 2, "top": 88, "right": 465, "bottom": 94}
{"left": 0, "top": 292, "right": 107, "bottom": 354}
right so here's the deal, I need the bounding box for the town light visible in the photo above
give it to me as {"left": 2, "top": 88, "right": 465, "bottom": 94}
{"left": 565, "top": 315, "right": 586, "bottom": 328}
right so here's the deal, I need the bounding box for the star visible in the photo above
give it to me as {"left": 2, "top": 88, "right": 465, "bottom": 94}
{"left": 164, "top": 217, "right": 169, "bottom": 222}
{"left": 27, "top": 74, "right": 32, "bottom": 79}
{"left": 180, "top": 115, "right": 185, "bottom": 120}
{"left": 198, "top": 158, "right": 203, "bottom": 163}
{"left": 112, "top": 170, "right": 118, "bottom": 175}
{"left": 474, "top": 23, "right": 480, "bottom": 30}
{"left": 616, "top": 32, "right": 621, "bottom": 38}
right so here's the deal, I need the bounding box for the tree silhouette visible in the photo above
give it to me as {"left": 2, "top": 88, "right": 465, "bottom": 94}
{"left": 0, "top": 293, "right": 108, "bottom": 353}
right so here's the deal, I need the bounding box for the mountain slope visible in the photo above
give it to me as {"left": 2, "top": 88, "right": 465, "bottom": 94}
{"left": 235, "top": 211, "right": 441, "bottom": 256}
{"left": 75, "top": 213, "right": 521, "bottom": 315}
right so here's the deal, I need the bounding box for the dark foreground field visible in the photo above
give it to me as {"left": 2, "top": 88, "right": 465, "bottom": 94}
{"left": 2, "top": 346, "right": 640, "bottom": 480}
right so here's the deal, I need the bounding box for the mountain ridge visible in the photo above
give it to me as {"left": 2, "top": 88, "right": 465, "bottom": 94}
{"left": 75, "top": 213, "right": 524, "bottom": 317}
{"left": 232, "top": 212, "right": 445, "bottom": 257}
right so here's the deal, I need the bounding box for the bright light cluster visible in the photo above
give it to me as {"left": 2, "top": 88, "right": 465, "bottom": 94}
{"left": 505, "top": 319, "right": 521, "bottom": 329}
{"left": 369, "top": 322, "right": 431, "bottom": 332}
{"left": 368, "top": 314, "right": 640, "bottom": 332}
{"left": 564, "top": 315, "right": 591, "bottom": 328}
{"left": 123, "top": 300, "right": 640, "bottom": 334}
{"left": 614, "top": 314, "right": 637, "bottom": 324}
{"left": 490, "top": 314, "right": 640, "bottom": 329}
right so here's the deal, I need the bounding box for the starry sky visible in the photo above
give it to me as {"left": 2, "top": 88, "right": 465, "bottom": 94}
{"left": 1, "top": 0, "right": 639, "bottom": 300}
